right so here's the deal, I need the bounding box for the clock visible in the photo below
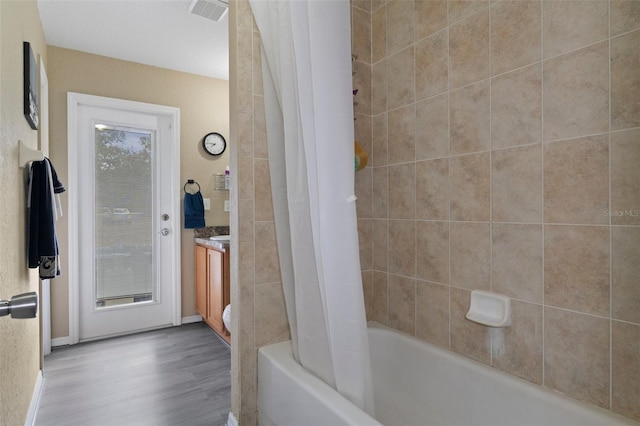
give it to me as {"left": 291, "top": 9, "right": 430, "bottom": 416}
{"left": 203, "top": 132, "right": 226, "bottom": 156}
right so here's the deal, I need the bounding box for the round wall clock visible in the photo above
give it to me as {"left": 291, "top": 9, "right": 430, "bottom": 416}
{"left": 203, "top": 132, "right": 226, "bottom": 156}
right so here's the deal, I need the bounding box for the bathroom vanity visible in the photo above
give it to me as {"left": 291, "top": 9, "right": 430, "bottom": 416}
{"left": 195, "top": 238, "right": 230, "bottom": 343}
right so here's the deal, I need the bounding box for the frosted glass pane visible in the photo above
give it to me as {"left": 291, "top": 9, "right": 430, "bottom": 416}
{"left": 94, "top": 126, "right": 154, "bottom": 308}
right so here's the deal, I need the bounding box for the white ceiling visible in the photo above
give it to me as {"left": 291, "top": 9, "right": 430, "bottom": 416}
{"left": 37, "top": 0, "right": 229, "bottom": 80}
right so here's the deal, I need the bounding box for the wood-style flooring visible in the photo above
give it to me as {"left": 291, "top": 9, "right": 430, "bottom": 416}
{"left": 35, "top": 323, "right": 231, "bottom": 426}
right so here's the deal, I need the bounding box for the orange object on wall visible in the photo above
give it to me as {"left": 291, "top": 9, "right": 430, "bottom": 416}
{"left": 354, "top": 141, "right": 368, "bottom": 171}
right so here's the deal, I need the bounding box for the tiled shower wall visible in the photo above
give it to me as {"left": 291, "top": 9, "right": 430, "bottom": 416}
{"left": 352, "top": 0, "right": 639, "bottom": 422}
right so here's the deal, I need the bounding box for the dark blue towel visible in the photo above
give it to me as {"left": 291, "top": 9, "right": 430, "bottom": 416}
{"left": 184, "top": 191, "right": 205, "bottom": 229}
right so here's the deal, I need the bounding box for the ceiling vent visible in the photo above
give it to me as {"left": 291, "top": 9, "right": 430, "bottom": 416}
{"left": 188, "top": 0, "right": 229, "bottom": 22}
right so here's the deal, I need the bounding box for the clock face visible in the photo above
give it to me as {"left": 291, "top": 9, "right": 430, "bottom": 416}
{"left": 203, "top": 132, "right": 226, "bottom": 156}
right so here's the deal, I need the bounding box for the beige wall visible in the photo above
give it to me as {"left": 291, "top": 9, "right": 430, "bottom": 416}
{"left": 46, "top": 47, "right": 230, "bottom": 339}
{"left": 0, "top": 1, "right": 47, "bottom": 424}
{"left": 352, "top": 0, "right": 640, "bottom": 423}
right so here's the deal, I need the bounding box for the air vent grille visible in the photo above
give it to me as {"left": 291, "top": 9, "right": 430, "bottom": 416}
{"left": 188, "top": 0, "right": 229, "bottom": 22}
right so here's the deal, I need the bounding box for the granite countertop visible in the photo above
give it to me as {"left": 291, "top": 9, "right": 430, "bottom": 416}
{"left": 194, "top": 226, "right": 230, "bottom": 252}
{"left": 195, "top": 237, "right": 229, "bottom": 252}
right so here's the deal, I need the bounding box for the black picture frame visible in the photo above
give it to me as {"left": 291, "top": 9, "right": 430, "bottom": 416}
{"left": 23, "top": 41, "right": 38, "bottom": 130}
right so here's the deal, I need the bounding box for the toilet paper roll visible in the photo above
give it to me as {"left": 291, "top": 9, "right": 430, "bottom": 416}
{"left": 222, "top": 304, "right": 232, "bottom": 332}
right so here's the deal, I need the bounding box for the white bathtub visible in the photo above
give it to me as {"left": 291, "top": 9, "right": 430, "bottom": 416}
{"left": 258, "top": 323, "right": 637, "bottom": 426}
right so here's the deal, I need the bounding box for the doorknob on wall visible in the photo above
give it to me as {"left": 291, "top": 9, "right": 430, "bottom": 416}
{"left": 0, "top": 292, "right": 38, "bottom": 319}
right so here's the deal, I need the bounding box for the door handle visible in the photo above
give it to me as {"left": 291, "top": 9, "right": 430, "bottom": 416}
{"left": 0, "top": 292, "right": 38, "bottom": 319}
{"left": 161, "top": 228, "right": 170, "bottom": 236}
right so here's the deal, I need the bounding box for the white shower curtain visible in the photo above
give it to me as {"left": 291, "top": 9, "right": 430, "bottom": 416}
{"left": 249, "top": 0, "right": 375, "bottom": 416}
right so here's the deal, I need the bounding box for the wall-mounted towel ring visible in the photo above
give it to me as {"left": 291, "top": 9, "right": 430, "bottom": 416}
{"left": 184, "top": 179, "right": 201, "bottom": 194}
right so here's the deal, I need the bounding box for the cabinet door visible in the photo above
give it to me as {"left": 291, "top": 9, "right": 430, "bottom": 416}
{"left": 208, "top": 248, "right": 224, "bottom": 333}
{"left": 195, "top": 245, "right": 208, "bottom": 318}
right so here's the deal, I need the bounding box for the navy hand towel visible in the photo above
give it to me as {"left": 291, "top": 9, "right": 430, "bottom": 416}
{"left": 184, "top": 191, "right": 205, "bottom": 229}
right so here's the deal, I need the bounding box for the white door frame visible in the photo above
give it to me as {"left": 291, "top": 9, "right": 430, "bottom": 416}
{"left": 67, "top": 92, "right": 181, "bottom": 344}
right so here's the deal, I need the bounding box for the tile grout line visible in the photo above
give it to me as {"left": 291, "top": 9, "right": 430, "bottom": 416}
{"left": 540, "top": 0, "right": 546, "bottom": 389}
{"left": 607, "top": 0, "right": 613, "bottom": 411}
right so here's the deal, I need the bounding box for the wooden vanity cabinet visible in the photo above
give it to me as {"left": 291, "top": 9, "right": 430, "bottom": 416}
{"left": 195, "top": 244, "right": 230, "bottom": 343}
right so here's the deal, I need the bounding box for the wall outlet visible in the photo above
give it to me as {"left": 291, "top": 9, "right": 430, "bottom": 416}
{"left": 203, "top": 198, "right": 211, "bottom": 210}
{"left": 224, "top": 200, "right": 230, "bottom": 212}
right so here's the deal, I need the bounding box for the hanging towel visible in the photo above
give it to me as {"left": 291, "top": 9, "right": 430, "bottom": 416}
{"left": 28, "top": 158, "right": 65, "bottom": 279}
{"left": 184, "top": 191, "right": 205, "bottom": 229}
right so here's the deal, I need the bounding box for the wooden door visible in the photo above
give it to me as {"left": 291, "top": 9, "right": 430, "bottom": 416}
{"left": 208, "top": 248, "right": 224, "bottom": 333}
{"left": 195, "top": 245, "right": 208, "bottom": 318}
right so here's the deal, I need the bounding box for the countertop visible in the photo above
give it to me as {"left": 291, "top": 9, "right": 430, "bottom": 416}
{"left": 195, "top": 238, "right": 229, "bottom": 252}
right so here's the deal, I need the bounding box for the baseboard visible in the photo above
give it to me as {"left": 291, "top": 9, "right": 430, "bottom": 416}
{"left": 24, "top": 370, "right": 44, "bottom": 426}
{"left": 227, "top": 412, "right": 238, "bottom": 426}
{"left": 181, "top": 315, "right": 203, "bottom": 324}
{"left": 51, "top": 336, "right": 71, "bottom": 347}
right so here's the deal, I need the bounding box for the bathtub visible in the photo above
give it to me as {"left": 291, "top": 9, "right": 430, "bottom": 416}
{"left": 258, "top": 323, "right": 636, "bottom": 426}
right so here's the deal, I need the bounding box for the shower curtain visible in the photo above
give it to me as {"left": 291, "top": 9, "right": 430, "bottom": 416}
{"left": 249, "top": 0, "right": 375, "bottom": 415}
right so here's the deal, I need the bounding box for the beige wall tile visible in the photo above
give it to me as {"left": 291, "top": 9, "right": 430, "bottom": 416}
{"left": 450, "top": 152, "right": 490, "bottom": 221}
{"left": 238, "top": 112, "right": 254, "bottom": 158}
{"left": 254, "top": 282, "right": 290, "bottom": 347}
{"left": 388, "top": 163, "right": 415, "bottom": 219}
{"left": 388, "top": 220, "right": 416, "bottom": 277}
{"left": 416, "top": 158, "right": 449, "bottom": 221}
{"left": 415, "top": 94, "right": 449, "bottom": 160}
{"left": 239, "top": 240, "right": 255, "bottom": 288}
{"left": 372, "top": 4, "right": 387, "bottom": 63}
{"left": 253, "top": 96, "right": 267, "bottom": 159}
{"left": 356, "top": 166, "right": 373, "bottom": 219}
{"left": 240, "top": 410, "right": 257, "bottom": 426}
{"left": 491, "top": 1, "right": 541, "bottom": 76}
{"left": 352, "top": 6, "right": 371, "bottom": 64}
{"left": 544, "top": 135, "right": 609, "bottom": 225}
{"left": 353, "top": 0, "right": 373, "bottom": 12}
{"left": 238, "top": 199, "right": 254, "bottom": 243}
{"left": 388, "top": 104, "right": 416, "bottom": 164}
{"left": 544, "top": 225, "right": 610, "bottom": 316}
{"left": 416, "top": 30, "right": 449, "bottom": 101}
{"left": 450, "top": 222, "right": 491, "bottom": 290}
{"left": 416, "top": 221, "right": 450, "bottom": 284}
{"left": 544, "top": 307, "right": 610, "bottom": 409}
{"left": 372, "top": 271, "right": 389, "bottom": 324}
{"left": 372, "top": 61, "right": 388, "bottom": 115}
{"left": 239, "top": 281, "right": 255, "bottom": 330}
{"left": 372, "top": 166, "right": 389, "bottom": 218}
{"left": 387, "top": 47, "right": 415, "bottom": 110}
{"left": 611, "top": 30, "right": 640, "bottom": 130}
{"left": 543, "top": 42, "right": 609, "bottom": 141}
{"left": 241, "top": 367, "right": 257, "bottom": 413}
{"left": 612, "top": 320, "right": 640, "bottom": 422}
{"left": 450, "top": 80, "right": 490, "bottom": 155}
{"left": 450, "top": 287, "right": 491, "bottom": 364}
{"left": 449, "top": 0, "right": 488, "bottom": 24}
{"left": 363, "top": 271, "right": 374, "bottom": 321}
{"left": 611, "top": 128, "right": 640, "bottom": 225}
{"left": 373, "top": 219, "right": 388, "bottom": 271}
{"left": 355, "top": 114, "right": 373, "bottom": 158}
{"left": 237, "top": 27, "right": 253, "bottom": 114}
{"left": 353, "top": 61, "right": 372, "bottom": 116}
{"left": 612, "top": 227, "right": 640, "bottom": 324}
{"left": 253, "top": 31, "right": 263, "bottom": 97}
{"left": 543, "top": 0, "right": 608, "bottom": 59}
{"left": 491, "top": 64, "right": 542, "bottom": 149}
{"left": 386, "top": 0, "right": 415, "bottom": 55}
{"left": 238, "top": 155, "right": 254, "bottom": 200}
{"left": 493, "top": 301, "right": 543, "bottom": 385}
{"left": 388, "top": 274, "right": 416, "bottom": 335}
{"left": 449, "top": 9, "right": 490, "bottom": 89}
{"left": 416, "top": 281, "right": 449, "bottom": 348}
{"left": 415, "top": 0, "right": 447, "bottom": 40}
{"left": 240, "top": 327, "right": 256, "bottom": 372}
{"left": 358, "top": 219, "right": 374, "bottom": 271}
{"left": 492, "top": 144, "right": 543, "bottom": 223}
{"left": 492, "top": 224, "right": 543, "bottom": 303}
{"left": 254, "top": 159, "right": 273, "bottom": 222}
{"left": 254, "top": 221, "right": 281, "bottom": 285}
{"left": 611, "top": 0, "right": 640, "bottom": 36}
{"left": 372, "top": 113, "right": 388, "bottom": 167}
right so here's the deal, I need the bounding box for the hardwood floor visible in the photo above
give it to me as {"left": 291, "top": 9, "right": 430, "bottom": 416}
{"left": 35, "top": 323, "right": 231, "bottom": 426}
